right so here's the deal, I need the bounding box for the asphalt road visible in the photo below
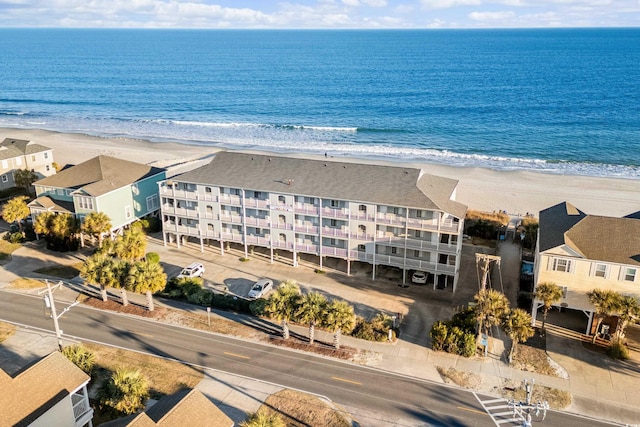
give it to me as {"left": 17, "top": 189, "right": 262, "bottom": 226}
{"left": 0, "top": 291, "right": 618, "bottom": 427}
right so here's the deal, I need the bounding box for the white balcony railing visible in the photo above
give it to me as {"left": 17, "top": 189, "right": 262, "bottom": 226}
{"left": 322, "top": 246, "right": 348, "bottom": 257}
{"left": 294, "top": 224, "right": 319, "bottom": 234}
{"left": 321, "top": 227, "right": 348, "bottom": 238}
{"left": 295, "top": 243, "right": 320, "bottom": 254}
{"left": 321, "top": 207, "right": 349, "bottom": 219}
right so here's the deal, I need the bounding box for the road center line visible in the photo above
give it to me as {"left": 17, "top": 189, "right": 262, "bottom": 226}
{"left": 224, "top": 351, "right": 251, "bottom": 360}
{"left": 129, "top": 330, "right": 153, "bottom": 338}
{"left": 456, "top": 406, "right": 489, "bottom": 416}
{"left": 331, "top": 376, "right": 362, "bottom": 385}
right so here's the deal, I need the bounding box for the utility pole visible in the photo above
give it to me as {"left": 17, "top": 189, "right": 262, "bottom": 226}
{"left": 38, "top": 280, "right": 79, "bottom": 351}
{"left": 507, "top": 379, "right": 549, "bottom": 427}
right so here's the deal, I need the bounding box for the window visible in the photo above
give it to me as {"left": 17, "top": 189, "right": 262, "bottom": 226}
{"left": 551, "top": 258, "right": 573, "bottom": 273}
{"left": 330, "top": 219, "right": 337, "bottom": 227}
{"left": 146, "top": 194, "right": 159, "bottom": 211}
{"left": 330, "top": 238, "right": 337, "bottom": 246}
{"left": 623, "top": 268, "right": 637, "bottom": 282}
{"left": 207, "top": 224, "right": 214, "bottom": 232}
{"left": 205, "top": 187, "right": 212, "bottom": 193}
{"left": 330, "top": 200, "right": 339, "bottom": 208}
{"left": 16, "top": 157, "right": 22, "bottom": 166}
{"left": 414, "top": 250, "right": 421, "bottom": 257}
{"left": 359, "top": 205, "right": 367, "bottom": 212}
{"left": 391, "top": 247, "right": 398, "bottom": 255}
{"left": 560, "top": 286, "right": 568, "bottom": 298}
{"left": 358, "top": 244, "right": 366, "bottom": 252}
{"left": 416, "top": 210, "right": 422, "bottom": 218}
{"left": 278, "top": 214, "right": 286, "bottom": 224}
{"left": 279, "top": 233, "right": 286, "bottom": 242}
{"left": 1, "top": 175, "right": 7, "bottom": 183}
{"left": 254, "top": 191, "right": 261, "bottom": 198}
{"left": 278, "top": 195, "right": 286, "bottom": 204}
{"left": 31, "top": 155, "right": 36, "bottom": 162}
{"left": 358, "top": 224, "right": 366, "bottom": 233}
{"left": 392, "top": 207, "right": 400, "bottom": 215}
{"left": 46, "top": 165, "right": 50, "bottom": 171}
{"left": 77, "top": 197, "right": 94, "bottom": 210}
{"left": 414, "top": 230, "right": 421, "bottom": 238}
{"left": 206, "top": 205, "right": 213, "bottom": 213}
{"left": 44, "top": 152, "right": 48, "bottom": 159}
{"left": 125, "top": 205, "right": 132, "bottom": 219}
{"left": 594, "top": 263, "right": 607, "bottom": 278}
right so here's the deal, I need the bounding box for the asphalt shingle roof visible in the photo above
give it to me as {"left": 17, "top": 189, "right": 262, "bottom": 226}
{"left": 34, "top": 155, "right": 165, "bottom": 197}
{"left": 176, "top": 152, "right": 467, "bottom": 218}
{"left": 0, "top": 352, "right": 89, "bottom": 427}
{"left": 0, "top": 137, "right": 51, "bottom": 155}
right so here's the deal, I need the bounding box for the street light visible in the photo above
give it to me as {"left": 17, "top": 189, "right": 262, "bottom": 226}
{"left": 38, "top": 280, "right": 79, "bottom": 351}
{"left": 507, "top": 379, "right": 549, "bottom": 427}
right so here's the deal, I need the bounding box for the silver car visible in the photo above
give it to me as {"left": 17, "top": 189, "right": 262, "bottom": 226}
{"left": 247, "top": 279, "right": 274, "bottom": 299}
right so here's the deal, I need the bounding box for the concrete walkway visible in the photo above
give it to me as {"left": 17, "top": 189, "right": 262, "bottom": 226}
{"left": 1, "top": 237, "right": 640, "bottom": 426}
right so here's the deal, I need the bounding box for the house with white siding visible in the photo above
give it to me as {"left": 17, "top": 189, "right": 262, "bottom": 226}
{"left": 0, "top": 138, "right": 55, "bottom": 191}
{"left": 159, "top": 152, "right": 467, "bottom": 290}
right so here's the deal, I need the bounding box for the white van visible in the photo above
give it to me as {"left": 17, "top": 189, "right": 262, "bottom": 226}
{"left": 177, "top": 262, "right": 205, "bottom": 279}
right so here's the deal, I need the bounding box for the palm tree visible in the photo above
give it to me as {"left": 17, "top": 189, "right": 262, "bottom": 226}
{"left": 614, "top": 295, "right": 640, "bottom": 338}
{"left": 98, "top": 367, "right": 149, "bottom": 415}
{"left": 33, "top": 212, "right": 54, "bottom": 238}
{"left": 80, "top": 253, "right": 117, "bottom": 302}
{"left": 534, "top": 281, "right": 564, "bottom": 334}
{"left": 1, "top": 195, "right": 30, "bottom": 233}
{"left": 296, "top": 291, "right": 328, "bottom": 345}
{"left": 474, "top": 289, "right": 510, "bottom": 338}
{"left": 14, "top": 169, "right": 38, "bottom": 195}
{"left": 61, "top": 344, "right": 95, "bottom": 376}
{"left": 587, "top": 288, "right": 618, "bottom": 343}
{"left": 112, "top": 259, "right": 132, "bottom": 306}
{"left": 114, "top": 227, "right": 147, "bottom": 261}
{"left": 263, "top": 280, "right": 301, "bottom": 339}
{"left": 81, "top": 211, "right": 112, "bottom": 247}
{"left": 241, "top": 410, "right": 286, "bottom": 427}
{"left": 49, "top": 213, "right": 78, "bottom": 241}
{"left": 323, "top": 299, "right": 356, "bottom": 349}
{"left": 127, "top": 260, "right": 167, "bottom": 311}
{"left": 502, "top": 308, "right": 535, "bottom": 363}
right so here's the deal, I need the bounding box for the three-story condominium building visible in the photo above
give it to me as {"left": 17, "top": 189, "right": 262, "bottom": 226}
{"left": 159, "top": 152, "right": 468, "bottom": 291}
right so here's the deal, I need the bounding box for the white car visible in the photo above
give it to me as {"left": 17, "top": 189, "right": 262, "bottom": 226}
{"left": 247, "top": 279, "right": 274, "bottom": 299}
{"left": 411, "top": 271, "right": 427, "bottom": 284}
{"left": 177, "top": 262, "right": 205, "bottom": 279}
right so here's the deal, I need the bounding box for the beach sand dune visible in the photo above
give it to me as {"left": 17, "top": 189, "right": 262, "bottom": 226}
{"left": 4, "top": 127, "right": 639, "bottom": 218}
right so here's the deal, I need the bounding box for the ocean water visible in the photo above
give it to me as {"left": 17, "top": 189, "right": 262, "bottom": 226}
{"left": 0, "top": 28, "right": 639, "bottom": 178}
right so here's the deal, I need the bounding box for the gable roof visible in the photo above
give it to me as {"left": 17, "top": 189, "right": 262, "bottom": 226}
{"left": 175, "top": 152, "right": 467, "bottom": 218}
{"left": 102, "top": 389, "right": 233, "bottom": 427}
{"left": 539, "top": 202, "right": 640, "bottom": 266}
{"left": 34, "top": 155, "right": 165, "bottom": 197}
{"left": 0, "top": 351, "right": 90, "bottom": 427}
{"left": 28, "top": 196, "right": 75, "bottom": 213}
{"left": 0, "top": 137, "right": 52, "bottom": 155}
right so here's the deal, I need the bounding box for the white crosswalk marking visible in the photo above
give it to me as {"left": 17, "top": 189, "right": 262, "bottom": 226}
{"left": 473, "top": 393, "right": 525, "bottom": 427}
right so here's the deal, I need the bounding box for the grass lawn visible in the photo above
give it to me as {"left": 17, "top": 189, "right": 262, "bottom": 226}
{"left": 0, "top": 321, "right": 16, "bottom": 343}
{"left": 8, "top": 278, "right": 47, "bottom": 289}
{"left": 34, "top": 262, "right": 83, "bottom": 279}
{"left": 0, "top": 238, "right": 22, "bottom": 261}
{"left": 257, "top": 389, "right": 352, "bottom": 427}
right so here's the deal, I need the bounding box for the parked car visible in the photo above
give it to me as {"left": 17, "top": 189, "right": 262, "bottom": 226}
{"left": 247, "top": 279, "right": 274, "bottom": 299}
{"left": 177, "top": 262, "right": 205, "bottom": 279}
{"left": 411, "top": 271, "right": 427, "bottom": 284}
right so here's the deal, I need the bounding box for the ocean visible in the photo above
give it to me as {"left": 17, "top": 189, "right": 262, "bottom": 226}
{"left": 0, "top": 28, "right": 639, "bottom": 178}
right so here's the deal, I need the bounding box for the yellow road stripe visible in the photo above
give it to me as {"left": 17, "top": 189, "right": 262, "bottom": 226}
{"left": 224, "top": 352, "right": 251, "bottom": 360}
{"left": 130, "top": 331, "right": 153, "bottom": 338}
{"left": 331, "top": 376, "right": 362, "bottom": 385}
{"left": 457, "top": 406, "right": 489, "bottom": 416}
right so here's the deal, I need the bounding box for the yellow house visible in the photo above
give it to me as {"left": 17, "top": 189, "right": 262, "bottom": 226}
{"left": 532, "top": 202, "right": 640, "bottom": 335}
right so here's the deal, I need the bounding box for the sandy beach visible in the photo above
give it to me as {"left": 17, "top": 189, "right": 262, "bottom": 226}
{"left": 4, "top": 127, "right": 639, "bottom": 218}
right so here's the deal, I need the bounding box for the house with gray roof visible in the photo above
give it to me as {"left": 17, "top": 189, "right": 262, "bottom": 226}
{"left": 0, "top": 137, "right": 55, "bottom": 191}
{"left": 101, "top": 389, "right": 233, "bottom": 427}
{"left": 532, "top": 201, "right": 640, "bottom": 335}
{"left": 29, "top": 155, "right": 166, "bottom": 232}
{"left": 0, "top": 351, "right": 93, "bottom": 427}
{"left": 159, "top": 152, "right": 467, "bottom": 290}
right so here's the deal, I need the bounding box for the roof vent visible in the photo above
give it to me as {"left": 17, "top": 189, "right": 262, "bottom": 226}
{"left": 287, "top": 179, "right": 294, "bottom": 185}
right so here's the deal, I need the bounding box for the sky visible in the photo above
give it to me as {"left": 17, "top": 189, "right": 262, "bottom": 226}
{"left": 0, "top": 0, "right": 639, "bottom": 29}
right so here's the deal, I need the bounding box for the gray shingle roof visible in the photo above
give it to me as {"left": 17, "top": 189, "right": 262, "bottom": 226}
{"left": 176, "top": 152, "right": 467, "bottom": 218}
{"left": 0, "top": 137, "right": 51, "bottom": 155}
{"left": 539, "top": 201, "right": 640, "bottom": 266}
{"left": 28, "top": 196, "right": 75, "bottom": 213}
{"left": 34, "top": 155, "right": 165, "bottom": 197}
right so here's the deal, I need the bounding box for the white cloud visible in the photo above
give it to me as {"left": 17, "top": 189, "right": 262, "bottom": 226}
{"left": 421, "top": 0, "right": 482, "bottom": 9}
{"left": 469, "top": 10, "right": 516, "bottom": 21}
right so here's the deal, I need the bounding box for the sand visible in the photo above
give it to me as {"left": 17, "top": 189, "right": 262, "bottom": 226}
{"left": 4, "top": 127, "right": 639, "bottom": 218}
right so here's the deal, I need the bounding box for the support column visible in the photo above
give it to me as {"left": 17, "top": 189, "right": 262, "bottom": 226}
{"left": 586, "top": 310, "right": 594, "bottom": 335}
{"left": 162, "top": 231, "right": 167, "bottom": 247}
{"left": 220, "top": 239, "right": 225, "bottom": 255}
{"left": 347, "top": 259, "right": 350, "bottom": 276}
{"left": 199, "top": 236, "right": 204, "bottom": 253}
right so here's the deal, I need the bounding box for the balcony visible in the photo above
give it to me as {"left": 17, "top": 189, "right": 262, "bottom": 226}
{"left": 220, "top": 232, "right": 244, "bottom": 243}
{"left": 321, "top": 227, "right": 348, "bottom": 238}
{"left": 246, "top": 235, "right": 271, "bottom": 246}
{"left": 352, "top": 251, "right": 373, "bottom": 262}
{"left": 200, "top": 211, "right": 216, "bottom": 220}
{"left": 322, "top": 246, "right": 348, "bottom": 258}
{"left": 272, "top": 240, "right": 294, "bottom": 250}
{"left": 404, "top": 238, "right": 438, "bottom": 251}
{"left": 406, "top": 217, "right": 439, "bottom": 230}
{"left": 437, "top": 263, "right": 456, "bottom": 274}
{"left": 440, "top": 221, "right": 461, "bottom": 233}
{"left": 294, "top": 224, "right": 319, "bottom": 234}
{"left": 163, "top": 222, "right": 198, "bottom": 236}
{"left": 200, "top": 192, "right": 217, "bottom": 202}
{"left": 294, "top": 204, "right": 319, "bottom": 215}
{"left": 350, "top": 232, "right": 374, "bottom": 241}
{"left": 438, "top": 243, "right": 458, "bottom": 254}
{"left": 321, "top": 207, "right": 349, "bottom": 219}
{"left": 375, "top": 213, "right": 406, "bottom": 226}
{"left": 164, "top": 187, "right": 198, "bottom": 200}
{"left": 219, "top": 194, "right": 242, "bottom": 206}
{"left": 404, "top": 259, "right": 437, "bottom": 271}
{"left": 271, "top": 203, "right": 293, "bottom": 212}
{"left": 272, "top": 222, "right": 293, "bottom": 231}
{"left": 295, "top": 243, "right": 320, "bottom": 254}
{"left": 201, "top": 229, "right": 218, "bottom": 238}
{"left": 373, "top": 254, "right": 405, "bottom": 268}
{"left": 219, "top": 214, "right": 243, "bottom": 224}
{"left": 174, "top": 207, "right": 199, "bottom": 218}
{"left": 245, "top": 217, "right": 271, "bottom": 227}
{"left": 244, "top": 198, "right": 269, "bottom": 209}
{"left": 72, "top": 393, "right": 93, "bottom": 427}
{"left": 350, "top": 211, "right": 375, "bottom": 222}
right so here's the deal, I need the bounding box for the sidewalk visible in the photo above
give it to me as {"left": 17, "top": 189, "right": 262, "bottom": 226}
{"left": 1, "top": 240, "right": 640, "bottom": 426}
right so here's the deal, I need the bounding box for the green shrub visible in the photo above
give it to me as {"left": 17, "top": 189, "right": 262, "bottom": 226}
{"left": 145, "top": 252, "right": 160, "bottom": 264}
{"left": 351, "top": 314, "right": 392, "bottom": 342}
{"left": 210, "top": 293, "right": 252, "bottom": 313}
{"left": 187, "top": 288, "right": 214, "bottom": 306}
{"left": 450, "top": 307, "right": 476, "bottom": 333}
{"left": 61, "top": 344, "right": 95, "bottom": 376}
{"left": 6, "top": 232, "right": 24, "bottom": 244}
{"left": 459, "top": 333, "right": 477, "bottom": 357}
{"left": 430, "top": 321, "right": 448, "bottom": 351}
{"left": 608, "top": 336, "right": 629, "bottom": 360}
{"left": 249, "top": 298, "right": 267, "bottom": 316}
{"left": 136, "top": 217, "right": 161, "bottom": 233}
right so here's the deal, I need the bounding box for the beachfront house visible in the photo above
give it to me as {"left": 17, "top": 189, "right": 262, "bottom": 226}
{"left": 28, "top": 155, "right": 166, "bottom": 233}
{"left": 0, "top": 137, "right": 55, "bottom": 191}
{"left": 532, "top": 201, "right": 640, "bottom": 336}
{"left": 159, "top": 152, "right": 467, "bottom": 290}
{"left": 0, "top": 351, "right": 93, "bottom": 427}
{"left": 100, "top": 389, "right": 233, "bottom": 427}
